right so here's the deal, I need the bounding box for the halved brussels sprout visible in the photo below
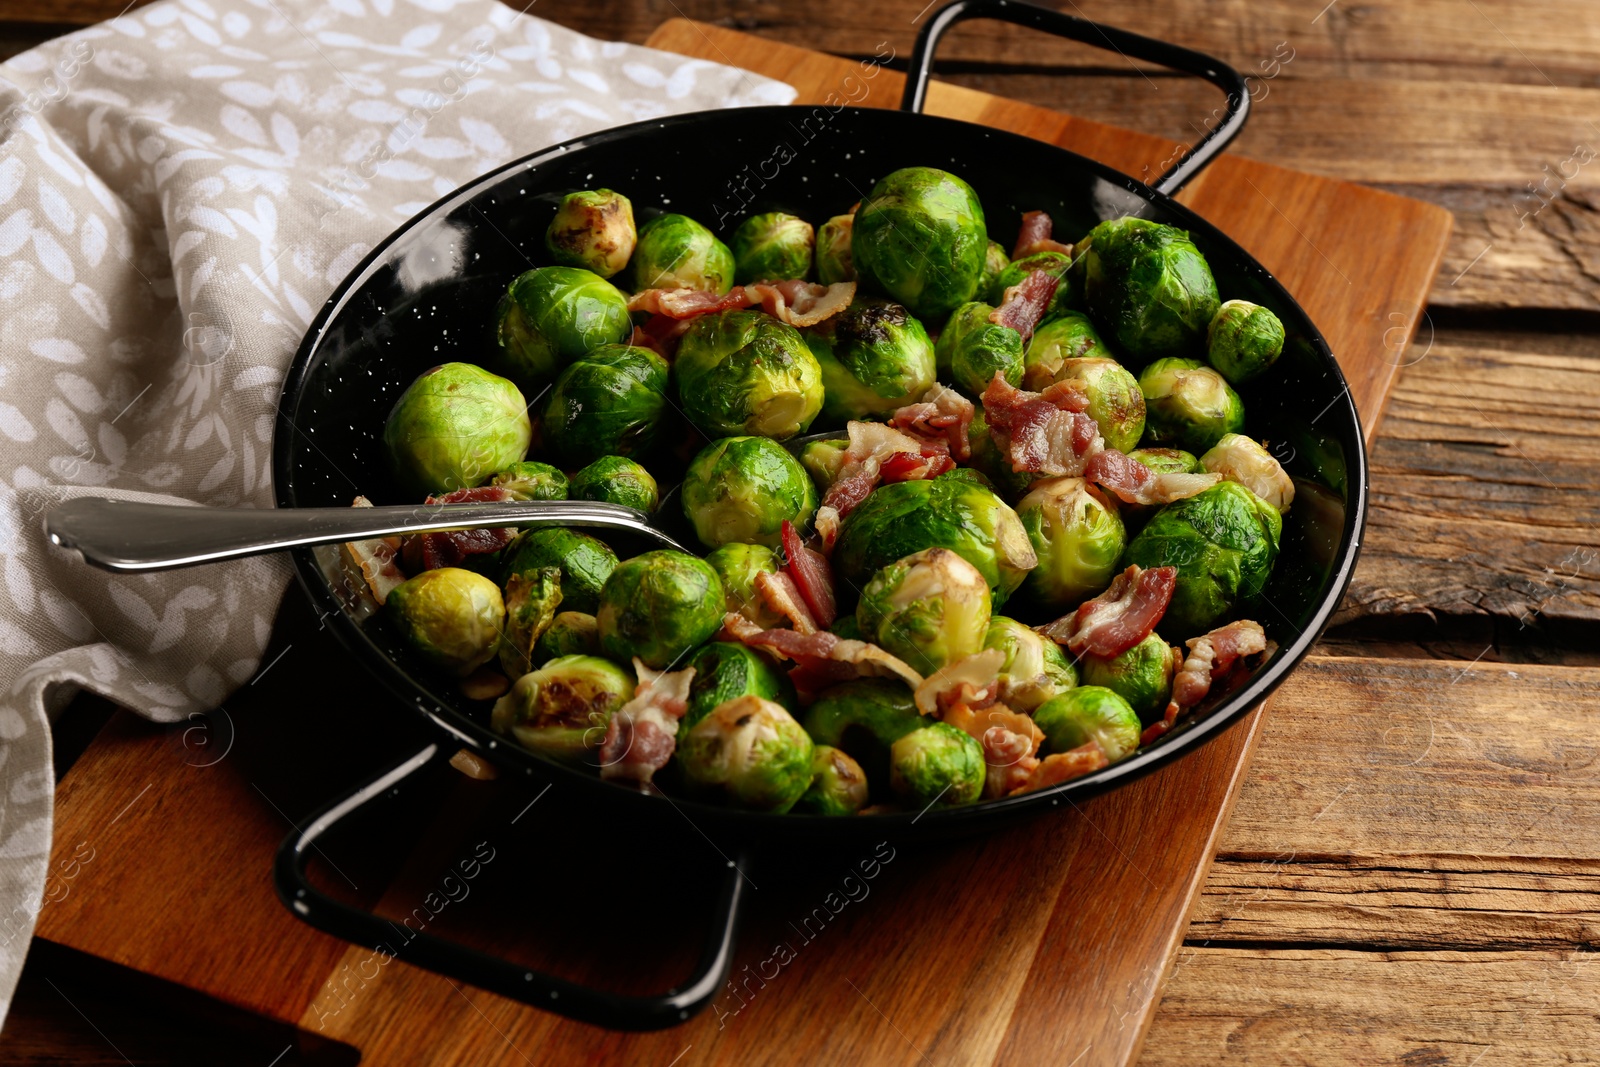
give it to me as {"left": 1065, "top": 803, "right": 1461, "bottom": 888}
{"left": 545, "top": 189, "right": 635, "bottom": 279}
{"left": 383, "top": 363, "right": 530, "bottom": 496}
{"left": 705, "top": 542, "right": 785, "bottom": 628}
{"left": 889, "top": 722, "right": 985, "bottom": 807}
{"left": 984, "top": 616, "right": 1077, "bottom": 712}
{"left": 490, "top": 460, "right": 568, "bottom": 501}
{"left": 1023, "top": 311, "right": 1109, "bottom": 389}
{"left": 631, "top": 212, "right": 734, "bottom": 294}
{"left": 1074, "top": 217, "right": 1220, "bottom": 363}
{"left": 387, "top": 566, "right": 505, "bottom": 675}
{"left": 502, "top": 527, "right": 617, "bottom": 616}
{"left": 1016, "top": 476, "right": 1127, "bottom": 611}
{"left": 1207, "top": 299, "right": 1285, "bottom": 385}
{"left": 805, "top": 297, "right": 937, "bottom": 422}
{"left": 1139, "top": 357, "right": 1247, "bottom": 455}
{"left": 675, "top": 309, "right": 824, "bottom": 440}
{"left": 1033, "top": 686, "right": 1141, "bottom": 762}
{"left": 987, "top": 250, "right": 1074, "bottom": 318}
{"left": 541, "top": 344, "right": 670, "bottom": 468}
{"left": 1121, "top": 481, "right": 1282, "bottom": 637}
{"left": 678, "top": 695, "right": 814, "bottom": 812}
{"left": 681, "top": 436, "right": 818, "bottom": 549}
{"left": 489, "top": 654, "right": 633, "bottom": 762}
{"left": 795, "top": 745, "right": 869, "bottom": 816}
{"left": 815, "top": 213, "right": 855, "bottom": 285}
{"left": 1200, "top": 433, "right": 1294, "bottom": 514}
{"left": 1047, "top": 356, "right": 1145, "bottom": 453}
{"left": 800, "top": 438, "right": 849, "bottom": 491}
{"left": 935, "top": 301, "right": 1024, "bottom": 398}
{"left": 852, "top": 166, "right": 987, "bottom": 322}
{"left": 595, "top": 550, "right": 724, "bottom": 669}
{"left": 498, "top": 565, "right": 563, "bottom": 679}
{"left": 856, "top": 547, "right": 992, "bottom": 675}
{"left": 569, "top": 455, "right": 659, "bottom": 514}
{"left": 683, "top": 641, "right": 793, "bottom": 735}
{"left": 801, "top": 678, "right": 922, "bottom": 789}
{"left": 979, "top": 240, "right": 1010, "bottom": 297}
{"left": 495, "top": 266, "right": 632, "bottom": 391}
{"left": 731, "top": 211, "right": 814, "bottom": 283}
{"left": 1079, "top": 632, "right": 1176, "bottom": 724}
{"left": 534, "top": 610, "right": 599, "bottom": 661}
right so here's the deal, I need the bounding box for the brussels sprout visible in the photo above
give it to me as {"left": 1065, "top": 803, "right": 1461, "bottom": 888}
{"left": 979, "top": 240, "right": 1010, "bottom": 296}
{"left": 983, "top": 616, "right": 1077, "bottom": 712}
{"left": 800, "top": 438, "right": 849, "bottom": 490}
{"left": 383, "top": 363, "right": 531, "bottom": 496}
{"left": 1122, "top": 481, "right": 1282, "bottom": 637}
{"left": 678, "top": 695, "right": 814, "bottom": 812}
{"left": 1022, "top": 311, "right": 1109, "bottom": 388}
{"left": 498, "top": 565, "right": 563, "bottom": 678}
{"left": 987, "top": 250, "right": 1074, "bottom": 318}
{"left": 857, "top": 548, "right": 992, "bottom": 675}
{"left": 683, "top": 641, "right": 793, "bottom": 735}
{"left": 1016, "top": 476, "right": 1127, "bottom": 611}
{"left": 795, "top": 745, "right": 869, "bottom": 816}
{"left": 544, "top": 189, "right": 635, "bottom": 279}
{"left": 1079, "top": 632, "right": 1176, "bottom": 724}
{"left": 631, "top": 213, "right": 734, "bottom": 294}
{"left": 934, "top": 302, "right": 1024, "bottom": 398}
{"left": 1074, "top": 217, "right": 1220, "bottom": 362}
{"left": 1200, "top": 433, "right": 1295, "bottom": 514}
{"left": 801, "top": 678, "right": 921, "bottom": 788}
{"left": 833, "top": 477, "right": 1036, "bottom": 607}
{"left": 681, "top": 436, "right": 818, "bottom": 549}
{"left": 675, "top": 309, "right": 824, "bottom": 440}
{"left": 731, "top": 211, "right": 814, "bottom": 283}
{"left": 489, "top": 654, "right": 632, "bottom": 762}
{"left": 502, "top": 527, "right": 617, "bottom": 616}
{"left": 596, "top": 550, "right": 724, "bottom": 669}
{"left": 490, "top": 460, "right": 568, "bottom": 501}
{"left": 889, "top": 722, "right": 985, "bottom": 807}
{"left": 938, "top": 466, "right": 994, "bottom": 490}
{"left": 1046, "top": 356, "right": 1145, "bottom": 453}
{"left": 495, "top": 266, "right": 632, "bottom": 390}
{"left": 852, "top": 166, "right": 987, "bottom": 322}
{"left": 1033, "top": 686, "right": 1141, "bottom": 762}
{"left": 829, "top": 613, "right": 863, "bottom": 640}
{"left": 541, "top": 344, "right": 670, "bottom": 468}
{"left": 534, "top": 610, "right": 599, "bottom": 661}
{"left": 705, "top": 542, "right": 785, "bottom": 628}
{"left": 815, "top": 213, "right": 855, "bottom": 285}
{"left": 569, "top": 455, "right": 659, "bottom": 514}
{"left": 387, "top": 567, "right": 505, "bottom": 675}
{"left": 805, "top": 297, "right": 937, "bottom": 422}
{"left": 1139, "top": 357, "right": 1247, "bottom": 454}
{"left": 1207, "top": 299, "right": 1285, "bottom": 385}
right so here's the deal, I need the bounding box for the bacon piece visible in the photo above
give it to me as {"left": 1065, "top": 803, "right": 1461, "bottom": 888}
{"left": 628, "top": 314, "right": 697, "bottom": 359}
{"left": 1038, "top": 564, "right": 1178, "bottom": 659}
{"left": 1007, "top": 743, "right": 1110, "bottom": 795}
{"left": 781, "top": 520, "right": 836, "bottom": 629}
{"left": 981, "top": 727, "right": 1040, "bottom": 798}
{"left": 737, "top": 627, "right": 924, "bottom": 700}
{"left": 626, "top": 287, "right": 752, "bottom": 318}
{"left": 889, "top": 384, "right": 974, "bottom": 461}
{"left": 341, "top": 496, "right": 406, "bottom": 607}
{"left": 913, "top": 648, "right": 1007, "bottom": 716}
{"left": 1167, "top": 619, "right": 1269, "bottom": 717}
{"left": 989, "top": 270, "right": 1059, "bottom": 346}
{"left": 399, "top": 486, "right": 517, "bottom": 572}
{"left": 718, "top": 611, "right": 764, "bottom": 644}
{"left": 981, "top": 374, "right": 1104, "bottom": 479}
{"left": 818, "top": 421, "right": 930, "bottom": 519}
{"left": 599, "top": 659, "right": 696, "bottom": 785}
{"left": 754, "top": 569, "right": 818, "bottom": 635}
{"left": 814, "top": 506, "right": 841, "bottom": 554}
{"left": 1011, "top": 210, "right": 1074, "bottom": 259}
{"left": 1084, "top": 449, "right": 1221, "bottom": 507}
{"left": 743, "top": 280, "right": 856, "bottom": 327}
{"left": 879, "top": 450, "right": 954, "bottom": 483}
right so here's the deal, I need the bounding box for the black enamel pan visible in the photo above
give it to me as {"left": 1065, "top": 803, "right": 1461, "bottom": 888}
{"left": 271, "top": 0, "right": 1365, "bottom": 1030}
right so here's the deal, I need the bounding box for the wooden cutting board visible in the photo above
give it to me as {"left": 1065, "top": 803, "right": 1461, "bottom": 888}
{"left": 33, "top": 20, "right": 1451, "bottom": 1067}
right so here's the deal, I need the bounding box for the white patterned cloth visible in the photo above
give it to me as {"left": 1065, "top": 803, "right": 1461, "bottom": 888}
{"left": 0, "top": 0, "right": 791, "bottom": 1018}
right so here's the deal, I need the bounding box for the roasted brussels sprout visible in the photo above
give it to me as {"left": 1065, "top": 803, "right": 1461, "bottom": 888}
{"left": 889, "top": 722, "right": 985, "bottom": 807}
{"left": 499, "top": 565, "right": 563, "bottom": 678}
{"left": 383, "top": 363, "right": 530, "bottom": 496}
{"left": 1022, "top": 311, "right": 1109, "bottom": 388}
{"left": 979, "top": 239, "right": 1010, "bottom": 296}
{"left": 731, "top": 211, "right": 814, "bottom": 283}
{"left": 1139, "top": 357, "right": 1247, "bottom": 454}
{"left": 534, "top": 610, "right": 599, "bottom": 661}
{"left": 541, "top": 344, "right": 669, "bottom": 468}
{"left": 795, "top": 745, "right": 869, "bottom": 816}
{"left": 595, "top": 550, "right": 724, "bottom": 669}
{"left": 387, "top": 567, "right": 505, "bottom": 675}
{"left": 683, "top": 641, "right": 793, "bottom": 734}
{"left": 678, "top": 695, "right": 814, "bottom": 812}
{"left": 1033, "top": 686, "right": 1141, "bottom": 762}
{"left": 1200, "top": 433, "right": 1295, "bottom": 514}
{"left": 1016, "top": 476, "right": 1127, "bottom": 611}
{"left": 852, "top": 166, "right": 987, "bottom": 322}
{"left": 987, "top": 250, "right": 1074, "bottom": 318}
{"left": 934, "top": 301, "right": 1024, "bottom": 398}
{"left": 815, "top": 212, "right": 855, "bottom": 285}
{"left": 805, "top": 297, "right": 938, "bottom": 422}
{"left": 983, "top": 616, "right": 1077, "bottom": 712}
{"left": 631, "top": 212, "right": 734, "bottom": 293}
{"left": 857, "top": 547, "right": 992, "bottom": 675}
{"left": 832, "top": 476, "right": 1037, "bottom": 607}
{"left": 1207, "top": 299, "right": 1285, "bottom": 385}
{"left": 502, "top": 527, "right": 617, "bottom": 616}
{"left": 1074, "top": 217, "right": 1220, "bottom": 362}
{"left": 494, "top": 266, "right": 632, "bottom": 390}
{"left": 490, "top": 460, "right": 567, "bottom": 501}
{"left": 801, "top": 678, "right": 922, "bottom": 788}
{"left": 705, "top": 542, "right": 785, "bottom": 628}
{"left": 681, "top": 436, "right": 818, "bottom": 549}
{"left": 800, "top": 437, "right": 849, "bottom": 490}
{"left": 569, "top": 455, "right": 659, "bottom": 514}
{"left": 544, "top": 189, "right": 635, "bottom": 279}
{"left": 674, "top": 309, "right": 824, "bottom": 440}
{"left": 1046, "top": 356, "right": 1145, "bottom": 453}
{"left": 1079, "top": 632, "right": 1176, "bottom": 724}
{"left": 1122, "top": 481, "right": 1282, "bottom": 637}
{"left": 489, "top": 654, "right": 632, "bottom": 762}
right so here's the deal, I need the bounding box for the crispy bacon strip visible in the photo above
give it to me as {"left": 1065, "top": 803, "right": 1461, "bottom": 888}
{"left": 400, "top": 486, "right": 517, "bottom": 572}
{"left": 626, "top": 281, "right": 856, "bottom": 329}
{"left": 879, "top": 450, "right": 954, "bottom": 482}
{"left": 981, "top": 727, "right": 1042, "bottom": 798}
{"left": 814, "top": 505, "right": 841, "bottom": 554}
{"left": 1143, "top": 621, "right": 1271, "bottom": 745}
{"left": 981, "top": 374, "right": 1104, "bottom": 478}
{"left": 1011, "top": 210, "right": 1074, "bottom": 259}
{"left": 889, "top": 384, "right": 974, "bottom": 461}
{"left": 1038, "top": 564, "right": 1178, "bottom": 659}
{"left": 1084, "top": 449, "right": 1221, "bottom": 507}
{"left": 628, "top": 314, "right": 696, "bottom": 359}
{"left": 736, "top": 628, "right": 924, "bottom": 699}
{"left": 753, "top": 569, "right": 818, "bottom": 635}
{"left": 1006, "top": 743, "right": 1110, "bottom": 795}
{"left": 626, "top": 287, "right": 750, "bottom": 318}
{"left": 342, "top": 496, "right": 406, "bottom": 606}
{"left": 818, "top": 421, "right": 933, "bottom": 520}
{"left": 782, "top": 520, "right": 837, "bottom": 629}
{"left": 913, "top": 648, "right": 1007, "bottom": 716}
{"left": 989, "top": 270, "right": 1059, "bottom": 346}
{"left": 718, "top": 611, "right": 765, "bottom": 643}
{"left": 598, "top": 659, "right": 696, "bottom": 785}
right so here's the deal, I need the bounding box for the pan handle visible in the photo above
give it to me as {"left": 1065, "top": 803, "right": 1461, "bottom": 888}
{"left": 273, "top": 743, "right": 751, "bottom": 1031}
{"left": 900, "top": 0, "right": 1250, "bottom": 195}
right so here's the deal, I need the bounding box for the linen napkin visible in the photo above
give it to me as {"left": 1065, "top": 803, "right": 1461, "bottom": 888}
{"left": 0, "top": 0, "right": 792, "bottom": 1019}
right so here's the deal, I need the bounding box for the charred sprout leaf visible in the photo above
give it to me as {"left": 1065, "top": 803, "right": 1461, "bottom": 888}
{"left": 1023, "top": 311, "right": 1108, "bottom": 388}
{"left": 935, "top": 302, "right": 1024, "bottom": 398}
{"left": 502, "top": 527, "right": 617, "bottom": 616}
{"left": 631, "top": 212, "right": 734, "bottom": 294}
{"left": 674, "top": 309, "right": 824, "bottom": 440}
{"left": 852, "top": 166, "right": 987, "bottom": 322}
{"left": 383, "top": 363, "right": 530, "bottom": 496}
{"left": 1017, "top": 476, "right": 1127, "bottom": 611}
{"left": 489, "top": 654, "right": 633, "bottom": 762}
{"left": 815, "top": 212, "right": 855, "bottom": 285}
{"left": 683, "top": 641, "right": 794, "bottom": 735}
{"left": 544, "top": 189, "right": 636, "bottom": 279}
{"left": 681, "top": 436, "right": 818, "bottom": 549}
{"left": 889, "top": 722, "right": 985, "bottom": 807}
{"left": 731, "top": 211, "right": 815, "bottom": 284}
{"left": 983, "top": 616, "right": 1077, "bottom": 712}
{"left": 705, "top": 542, "right": 786, "bottom": 628}
{"left": 542, "top": 343, "right": 670, "bottom": 468}
{"left": 1139, "top": 357, "right": 1247, "bottom": 454}
{"left": 387, "top": 567, "right": 505, "bottom": 676}
{"left": 1074, "top": 217, "right": 1219, "bottom": 363}
{"left": 1207, "top": 299, "right": 1285, "bottom": 385}
{"left": 805, "top": 297, "right": 937, "bottom": 422}
{"left": 678, "top": 695, "right": 814, "bottom": 812}
{"left": 498, "top": 566, "right": 563, "bottom": 679}
{"left": 569, "top": 455, "right": 659, "bottom": 514}
{"left": 795, "top": 745, "right": 869, "bottom": 816}
{"left": 1079, "top": 632, "right": 1176, "bottom": 725}
{"left": 534, "top": 610, "right": 600, "bottom": 662}
{"left": 490, "top": 460, "right": 568, "bottom": 501}
{"left": 856, "top": 547, "right": 992, "bottom": 675}
{"left": 1033, "top": 686, "right": 1141, "bottom": 761}
{"left": 1200, "top": 433, "right": 1295, "bottom": 514}
{"left": 495, "top": 266, "right": 632, "bottom": 391}
{"left": 596, "top": 550, "right": 724, "bottom": 669}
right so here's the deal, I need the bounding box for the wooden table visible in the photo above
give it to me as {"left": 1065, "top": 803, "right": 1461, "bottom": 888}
{"left": 3, "top": 1, "right": 1598, "bottom": 1063}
